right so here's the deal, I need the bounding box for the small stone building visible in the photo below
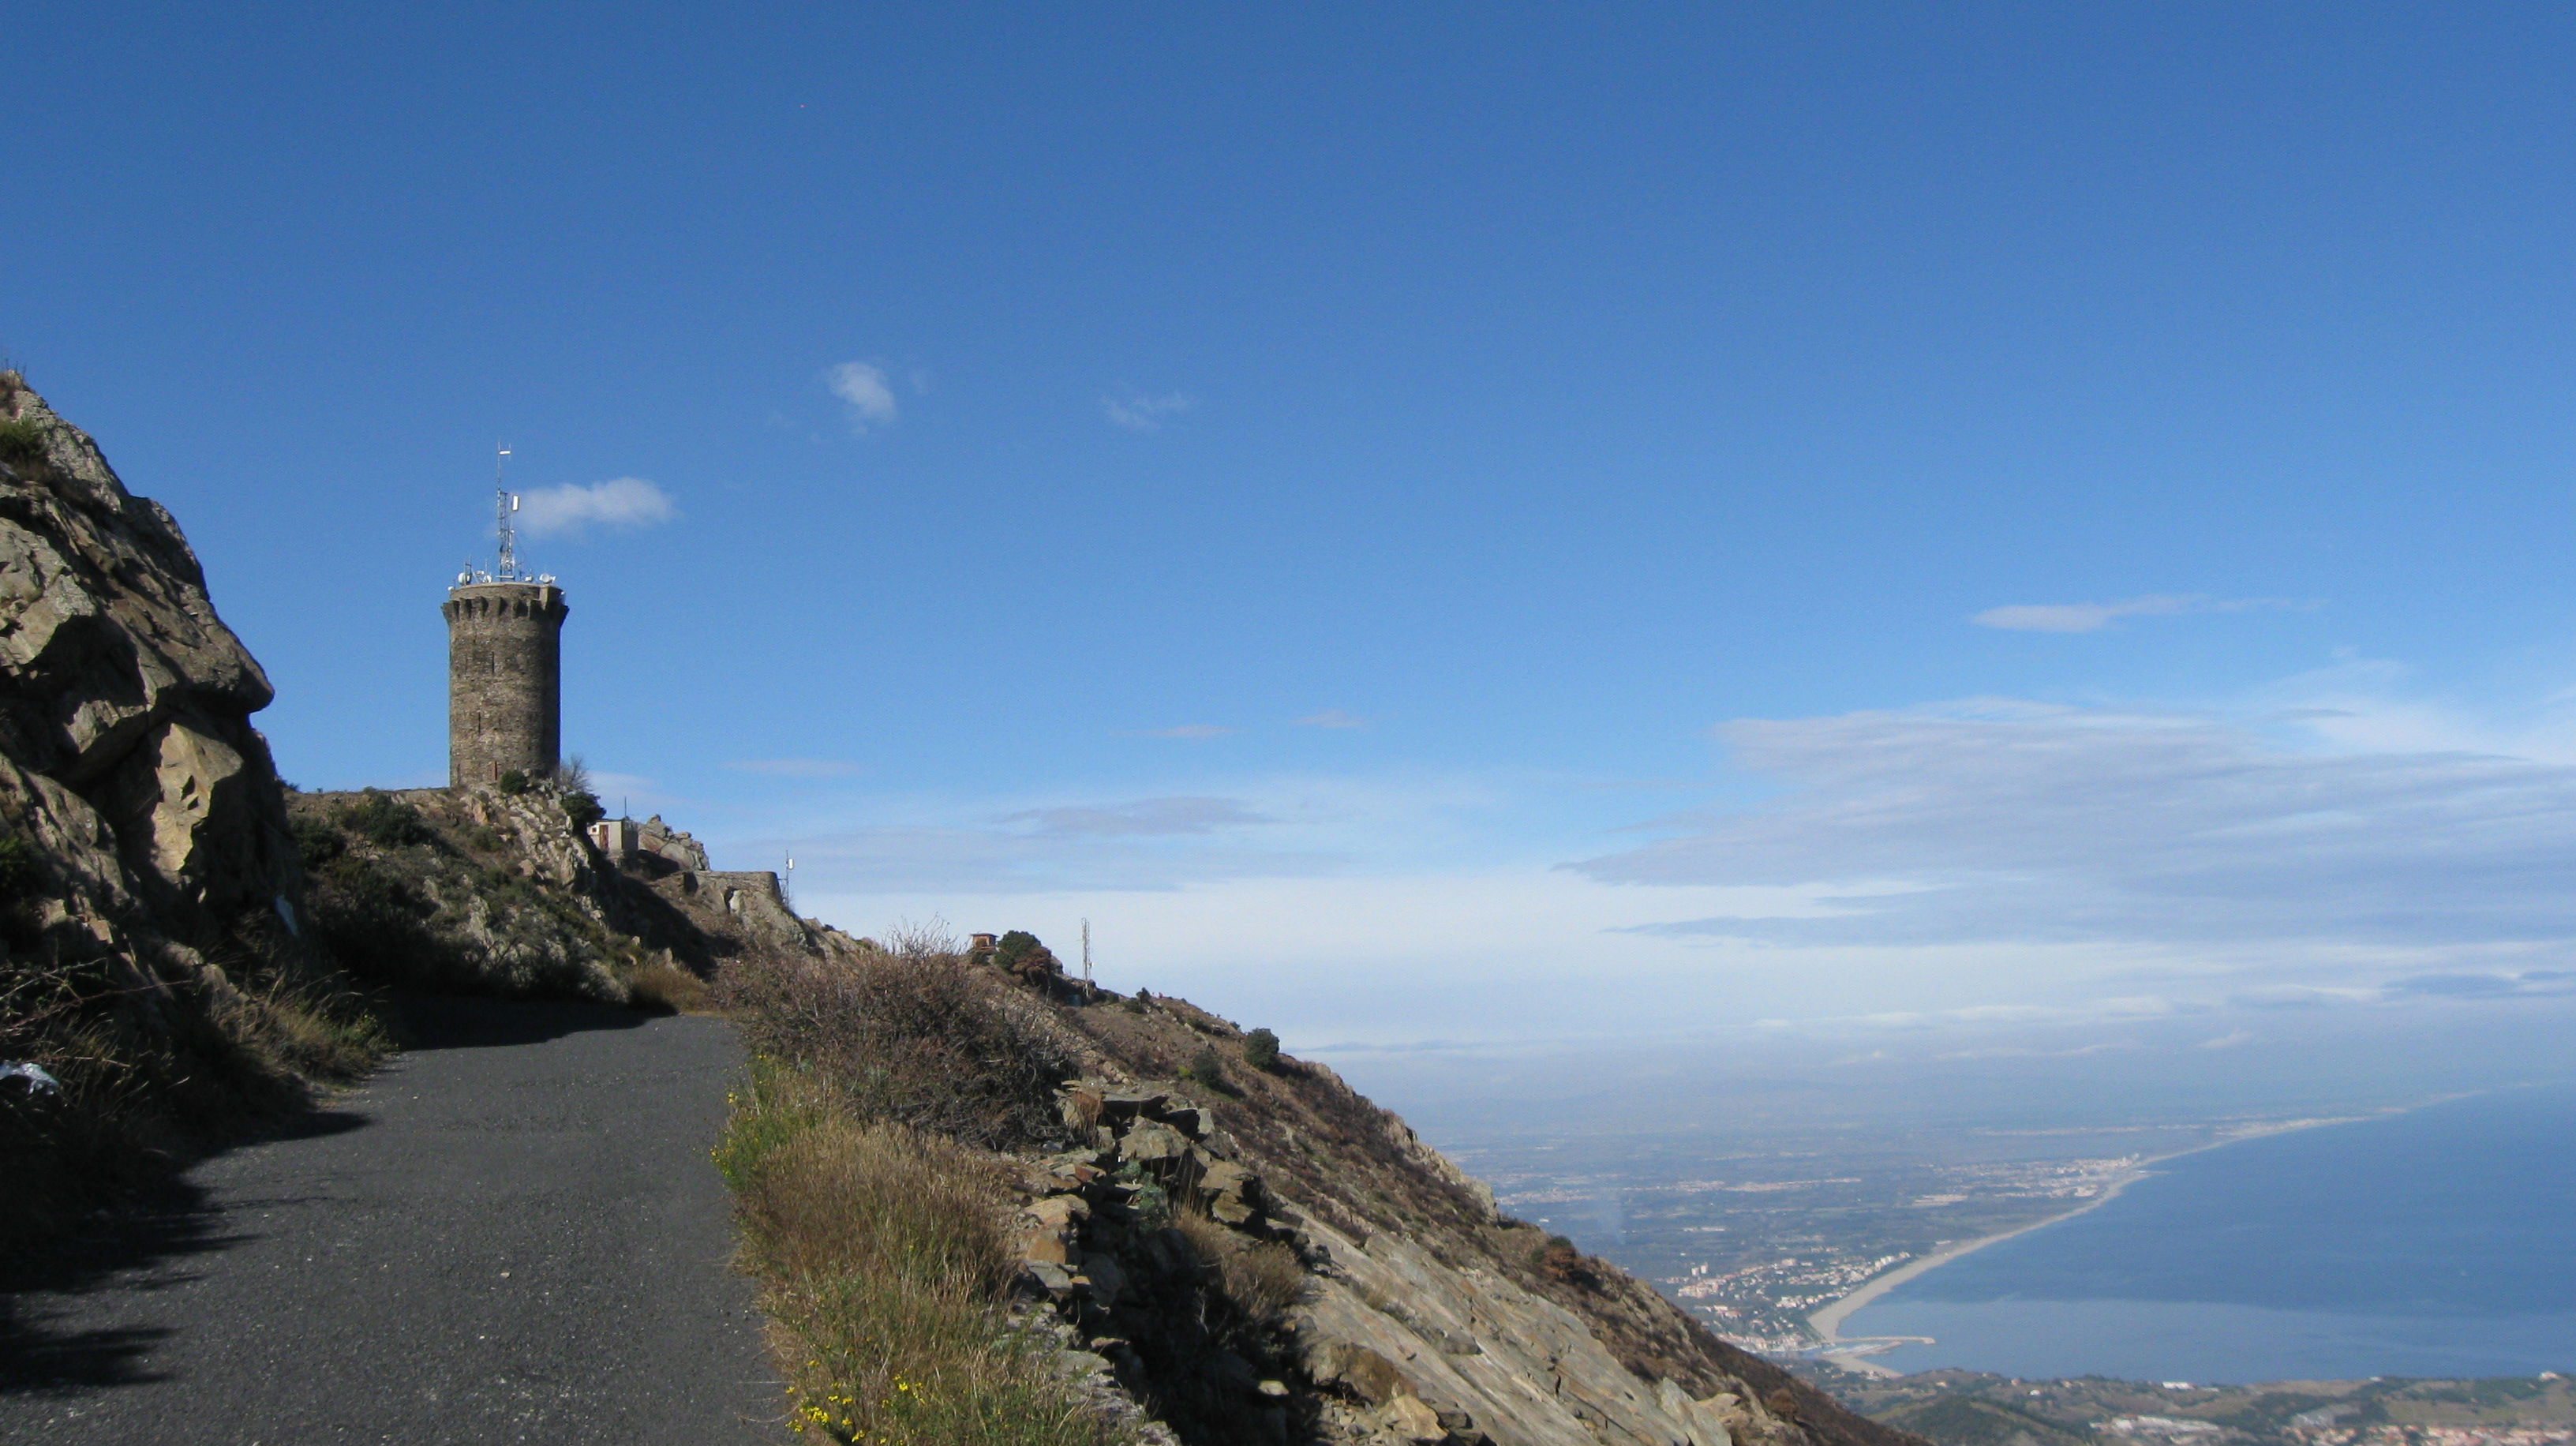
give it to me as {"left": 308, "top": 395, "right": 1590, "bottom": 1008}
{"left": 586, "top": 816, "right": 638, "bottom": 860}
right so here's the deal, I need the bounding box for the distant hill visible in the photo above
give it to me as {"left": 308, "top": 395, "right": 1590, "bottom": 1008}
{"left": 1877, "top": 1395, "right": 2091, "bottom": 1446}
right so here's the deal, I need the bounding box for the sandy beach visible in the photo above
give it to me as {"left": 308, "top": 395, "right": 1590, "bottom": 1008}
{"left": 1806, "top": 1115, "right": 2377, "bottom": 1374}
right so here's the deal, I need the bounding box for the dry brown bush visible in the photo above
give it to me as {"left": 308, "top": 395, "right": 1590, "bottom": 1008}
{"left": 616, "top": 956, "right": 712, "bottom": 1015}
{"left": 720, "top": 944, "right": 1074, "bottom": 1151}
{"left": 1174, "top": 1206, "right": 1306, "bottom": 1331}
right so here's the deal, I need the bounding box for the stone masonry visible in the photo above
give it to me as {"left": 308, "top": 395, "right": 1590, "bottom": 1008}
{"left": 444, "top": 580, "right": 567, "bottom": 789}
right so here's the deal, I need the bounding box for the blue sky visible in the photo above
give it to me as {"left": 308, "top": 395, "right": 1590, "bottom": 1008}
{"left": 13, "top": 4, "right": 2576, "bottom": 1084}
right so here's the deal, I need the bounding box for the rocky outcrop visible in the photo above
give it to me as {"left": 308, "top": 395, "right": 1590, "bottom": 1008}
{"left": 0, "top": 374, "right": 302, "bottom": 1007}
{"left": 1008, "top": 1070, "right": 1802, "bottom": 1446}
{"left": 0, "top": 376, "right": 376, "bottom": 1249}
{"left": 972, "top": 976, "right": 1923, "bottom": 1446}
{"left": 289, "top": 783, "right": 831, "bottom": 1006}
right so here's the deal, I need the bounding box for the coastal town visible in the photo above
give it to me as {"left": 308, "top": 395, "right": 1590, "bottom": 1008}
{"left": 1798, "top": 1366, "right": 2576, "bottom": 1446}
{"left": 1477, "top": 1148, "right": 2151, "bottom": 1356}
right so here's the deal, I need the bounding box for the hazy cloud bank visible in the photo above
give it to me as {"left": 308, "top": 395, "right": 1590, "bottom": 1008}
{"left": 724, "top": 758, "right": 866, "bottom": 778}
{"left": 1580, "top": 699, "right": 2576, "bottom": 957}
{"left": 1973, "top": 594, "right": 2306, "bottom": 633}
{"left": 997, "top": 796, "right": 1271, "bottom": 837}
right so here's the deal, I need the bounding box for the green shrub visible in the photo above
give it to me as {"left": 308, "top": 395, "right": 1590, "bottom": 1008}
{"left": 1533, "top": 1232, "right": 1589, "bottom": 1282}
{"left": 1243, "top": 1027, "right": 1280, "bottom": 1072}
{"left": 292, "top": 818, "right": 345, "bottom": 869}
{"left": 0, "top": 831, "right": 38, "bottom": 905}
{"left": 0, "top": 418, "right": 49, "bottom": 471}
{"left": 1114, "top": 1158, "right": 1173, "bottom": 1230}
{"left": 560, "top": 789, "right": 605, "bottom": 830}
{"left": 496, "top": 769, "right": 530, "bottom": 796}
{"left": 336, "top": 789, "right": 431, "bottom": 848}
{"left": 1184, "top": 1044, "right": 1237, "bottom": 1097}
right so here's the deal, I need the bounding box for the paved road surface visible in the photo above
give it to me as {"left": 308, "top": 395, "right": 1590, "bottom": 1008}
{"left": 0, "top": 998, "right": 783, "bottom": 1443}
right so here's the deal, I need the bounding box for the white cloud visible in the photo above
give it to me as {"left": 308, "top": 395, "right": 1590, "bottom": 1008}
{"left": 795, "top": 868, "right": 1866, "bottom": 1043}
{"left": 1297, "top": 710, "right": 1368, "bottom": 729}
{"left": 515, "top": 478, "right": 676, "bottom": 539}
{"left": 998, "top": 797, "right": 1271, "bottom": 837}
{"left": 683, "top": 673, "right": 2576, "bottom": 1058}
{"left": 728, "top": 803, "right": 1331, "bottom": 896}
{"left": 1577, "top": 698, "right": 2576, "bottom": 957}
{"left": 1104, "top": 390, "right": 1194, "bottom": 432}
{"left": 724, "top": 759, "right": 866, "bottom": 778}
{"left": 827, "top": 361, "right": 899, "bottom": 430}
{"left": 1972, "top": 594, "right": 2306, "bottom": 633}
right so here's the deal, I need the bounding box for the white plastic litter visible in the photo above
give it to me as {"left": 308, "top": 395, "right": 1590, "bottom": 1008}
{"left": 0, "top": 1061, "right": 62, "bottom": 1096}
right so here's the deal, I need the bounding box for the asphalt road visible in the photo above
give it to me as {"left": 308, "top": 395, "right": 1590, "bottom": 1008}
{"left": 0, "top": 998, "right": 784, "bottom": 1444}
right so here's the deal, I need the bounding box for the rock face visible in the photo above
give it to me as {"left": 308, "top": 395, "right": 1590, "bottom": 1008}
{"left": 987, "top": 977, "right": 1926, "bottom": 1446}
{"left": 0, "top": 375, "right": 302, "bottom": 989}
{"left": 289, "top": 783, "right": 833, "bottom": 1006}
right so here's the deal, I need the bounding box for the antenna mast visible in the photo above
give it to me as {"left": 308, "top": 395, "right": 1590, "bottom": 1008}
{"left": 493, "top": 444, "right": 521, "bottom": 581}
{"left": 1081, "top": 918, "right": 1092, "bottom": 983}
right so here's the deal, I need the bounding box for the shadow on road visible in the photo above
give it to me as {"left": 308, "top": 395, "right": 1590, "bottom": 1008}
{"left": 382, "top": 991, "right": 654, "bottom": 1051}
{"left": 0, "top": 1105, "right": 369, "bottom": 1396}
{"left": 0, "top": 994, "right": 654, "bottom": 1399}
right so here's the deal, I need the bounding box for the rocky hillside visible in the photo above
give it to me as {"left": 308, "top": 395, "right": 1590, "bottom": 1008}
{"left": 0, "top": 374, "right": 378, "bottom": 1246}
{"left": 721, "top": 925, "right": 1927, "bottom": 1446}
{"left": 285, "top": 783, "right": 839, "bottom": 1010}
{"left": 0, "top": 376, "right": 304, "bottom": 976}
{"left": 1015, "top": 969, "right": 1915, "bottom": 1446}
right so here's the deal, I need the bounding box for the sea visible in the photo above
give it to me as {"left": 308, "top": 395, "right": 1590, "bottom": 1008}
{"left": 1840, "top": 1081, "right": 2576, "bottom": 1383}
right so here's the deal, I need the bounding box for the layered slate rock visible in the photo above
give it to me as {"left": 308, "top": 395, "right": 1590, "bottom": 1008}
{"left": 975, "top": 971, "right": 1928, "bottom": 1446}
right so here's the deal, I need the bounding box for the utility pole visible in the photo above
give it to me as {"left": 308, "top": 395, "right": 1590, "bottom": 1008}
{"left": 1081, "top": 918, "right": 1092, "bottom": 983}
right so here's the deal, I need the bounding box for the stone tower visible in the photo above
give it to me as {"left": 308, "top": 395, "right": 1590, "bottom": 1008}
{"left": 444, "top": 580, "right": 568, "bottom": 789}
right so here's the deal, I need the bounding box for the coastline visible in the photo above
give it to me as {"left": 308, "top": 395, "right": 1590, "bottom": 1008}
{"left": 1806, "top": 1167, "right": 2152, "bottom": 1373}
{"left": 1806, "top": 1114, "right": 2379, "bottom": 1374}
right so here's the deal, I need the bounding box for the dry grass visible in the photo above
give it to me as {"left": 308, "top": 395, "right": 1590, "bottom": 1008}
{"left": 617, "top": 956, "right": 714, "bottom": 1014}
{"left": 720, "top": 944, "right": 1075, "bottom": 1151}
{"left": 1173, "top": 1206, "right": 1305, "bottom": 1332}
{"left": 715, "top": 1063, "right": 1133, "bottom": 1446}
{"left": 0, "top": 942, "right": 388, "bottom": 1255}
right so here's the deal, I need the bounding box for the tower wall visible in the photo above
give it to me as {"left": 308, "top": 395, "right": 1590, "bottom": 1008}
{"left": 444, "top": 581, "right": 567, "bottom": 789}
